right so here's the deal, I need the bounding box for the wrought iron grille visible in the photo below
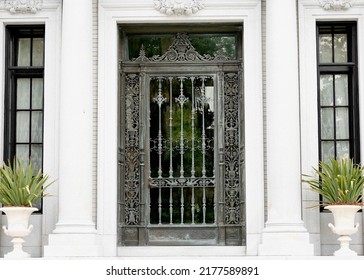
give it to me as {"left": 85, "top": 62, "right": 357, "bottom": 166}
{"left": 119, "top": 31, "right": 245, "bottom": 246}
{"left": 148, "top": 75, "right": 215, "bottom": 225}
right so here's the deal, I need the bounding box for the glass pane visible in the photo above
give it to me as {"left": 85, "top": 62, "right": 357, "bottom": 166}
{"left": 334, "top": 34, "right": 347, "bottom": 63}
{"left": 320, "top": 75, "right": 334, "bottom": 106}
{"left": 319, "top": 34, "right": 332, "bottom": 63}
{"left": 31, "top": 144, "right": 43, "bottom": 171}
{"left": 335, "top": 75, "right": 348, "bottom": 106}
{"left": 17, "top": 78, "right": 31, "bottom": 109}
{"left": 32, "top": 38, "right": 44, "bottom": 66}
{"left": 32, "top": 78, "right": 44, "bottom": 109}
{"left": 321, "top": 141, "right": 335, "bottom": 163}
{"left": 17, "top": 38, "right": 31, "bottom": 66}
{"left": 337, "top": 141, "right": 350, "bottom": 159}
{"left": 148, "top": 75, "right": 216, "bottom": 225}
{"left": 16, "top": 112, "right": 30, "bottom": 142}
{"left": 16, "top": 144, "right": 29, "bottom": 165}
{"left": 336, "top": 108, "right": 349, "bottom": 139}
{"left": 31, "top": 112, "right": 43, "bottom": 143}
{"left": 149, "top": 76, "right": 215, "bottom": 178}
{"left": 321, "top": 108, "right": 334, "bottom": 139}
{"left": 128, "top": 33, "right": 237, "bottom": 60}
{"left": 190, "top": 35, "right": 237, "bottom": 59}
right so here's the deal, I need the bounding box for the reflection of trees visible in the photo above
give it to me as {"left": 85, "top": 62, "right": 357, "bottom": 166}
{"left": 150, "top": 78, "right": 214, "bottom": 178}
{"left": 128, "top": 34, "right": 236, "bottom": 60}
{"left": 149, "top": 77, "right": 215, "bottom": 224}
{"left": 128, "top": 37, "right": 174, "bottom": 59}
{"left": 190, "top": 36, "right": 236, "bottom": 59}
{"left": 319, "top": 31, "right": 347, "bottom": 63}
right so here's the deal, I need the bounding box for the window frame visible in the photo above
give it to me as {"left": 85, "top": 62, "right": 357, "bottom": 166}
{"left": 316, "top": 21, "right": 360, "bottom": 163}
{"left": 4, "top": 25, "right": 45, "bottom": 210}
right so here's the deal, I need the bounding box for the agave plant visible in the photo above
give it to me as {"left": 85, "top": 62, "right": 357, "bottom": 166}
{"left": 302, "top": 158, "right": 364, "bottom": 206}
{"left": 0, "top": 158, "right": 52, "bottom": 207}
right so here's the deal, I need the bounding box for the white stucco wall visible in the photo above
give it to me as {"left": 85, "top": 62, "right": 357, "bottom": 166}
{"left": 299, "top": 0, "right": 364, "bottom": 255}
{"left": 0, "top": 0, "right": 62, "bottom": 257}
{"left": 0, "top": 0, "right": 364, "bottom": 257}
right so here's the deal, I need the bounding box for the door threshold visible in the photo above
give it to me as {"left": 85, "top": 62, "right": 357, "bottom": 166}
{"left": 118, "top": 246, "right": 246, "bottom": 257}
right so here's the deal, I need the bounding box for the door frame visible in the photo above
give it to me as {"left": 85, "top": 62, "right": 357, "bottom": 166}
{"left": 97, "top": 0, "right": 264, "bottom": 256}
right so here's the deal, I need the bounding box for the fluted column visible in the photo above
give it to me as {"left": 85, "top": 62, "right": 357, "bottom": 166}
{"left": 258, "top": 0, "right": 313, "bottom": 255}
{"left": 44, "top": 0, "right": 98, "bottom": 257}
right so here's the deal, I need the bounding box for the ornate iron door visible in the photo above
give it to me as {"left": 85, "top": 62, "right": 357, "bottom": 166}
{"left": 119, "top": 33, "right": 245, "bottom": 246}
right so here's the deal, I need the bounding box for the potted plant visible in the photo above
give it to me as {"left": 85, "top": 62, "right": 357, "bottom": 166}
{"left": 0, "top": 158, "right": 53, "bottom": 259}
{"left": 302, "top": 157, "right": 364, "bottom": 256}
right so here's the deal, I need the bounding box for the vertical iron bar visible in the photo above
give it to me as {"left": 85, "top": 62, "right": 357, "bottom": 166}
{"left": 191, "top": 186, "right": 195, "bottom": 224}
{"left": 154, "top": 77, "right": 166, "bottom": 178}
{"left": 203, "top": 183, "right": 206, "bottom": 224}
{"left": 169, "top": 186, "right": 173, "bottom": 224}
{"left": 199, "top": 77, "right": 208, "bottom": 224}
{"left": 169, "top": 77, "right": 174, "bottom": 178}
{"left": 158, "top": 184, "right": 162, "bottom": 224}
{"left": 200, "top": 77, "right": 207, "bottom": 178}
{"left": 191, "top": 76, "right": 196, "bottom": 178}
{"left": 175, "top": 77, "right": 188, "bottom": 178}
{"left": 181, "top": 186, "right": 184, "bottom": 224}
{"left": 190, "top": 77, "right": 196, "bottom": 224}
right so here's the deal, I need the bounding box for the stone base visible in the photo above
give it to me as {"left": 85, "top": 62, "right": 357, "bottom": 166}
{"left": 44, "top": 234, "right": 99, "bottom": 257}
{"left": 258, "top": 224, "right": 314, "bottom": 256}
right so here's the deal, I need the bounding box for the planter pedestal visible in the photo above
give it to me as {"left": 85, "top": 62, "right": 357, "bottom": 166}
{"left": 325, "top": 205, "right": 361, "bottom": 257}
{"left": 0, "top": 207, "right": 38, "bottom": 259}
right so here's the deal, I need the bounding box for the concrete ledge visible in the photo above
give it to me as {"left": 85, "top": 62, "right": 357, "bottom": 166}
{"left": 118, "top": 246, "right": 246, "bottom": 257}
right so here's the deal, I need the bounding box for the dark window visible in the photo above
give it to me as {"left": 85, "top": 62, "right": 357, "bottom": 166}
{"left": 127, "top": 33, "right": 238, "bottom": 60}
{"left": 4, "top": 26, "right": 45, "bottom": 172}
{"left": 317, "top": 22, "right": 359, "bottom": 163}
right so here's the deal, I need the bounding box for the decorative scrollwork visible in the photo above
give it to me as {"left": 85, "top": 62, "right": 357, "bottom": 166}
{"left": 154, "top": 0, "right": 205, "bottom": 16}
{"left": 3, "top": 0, "right": 42, "bottom": 13}
{"left": 133, "top": 33, "right": 231, "bottom": 62}
{"left": 318, "top": 0, "right": 353, "bottom": 10}
{"left": 224, "top": 73, "right": 241, "bottom": 225}
{"left": 124, "top": 74, "right": 141, "bottom": 225}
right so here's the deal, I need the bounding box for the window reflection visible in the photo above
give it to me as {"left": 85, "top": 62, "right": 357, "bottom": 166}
{"left": 128, "top": 34, "right": 237, "bottom": 60}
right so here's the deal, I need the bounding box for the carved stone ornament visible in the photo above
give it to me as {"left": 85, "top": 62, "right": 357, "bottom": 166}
{"left": 319, "top": 0, "right": 353, "bottom": 10}
{"left": 3, "top": 0, "right": 42, "bottom": 13}
{"left": 154, "top": 0, "right": 205, "bottom": 16}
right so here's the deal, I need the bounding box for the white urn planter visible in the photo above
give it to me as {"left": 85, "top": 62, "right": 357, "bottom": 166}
{"left": 325, "top": 205, "right": 361, "bottom": 257}
{"left": 0, "top": 207, "right": 38, "bottom": 259}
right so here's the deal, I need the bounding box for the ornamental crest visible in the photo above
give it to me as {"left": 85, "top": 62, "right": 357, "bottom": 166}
{"left": 319, "top": 0, "right": 353, "bottom": 10}
{"left": 3, "top": 0, "right": 42, "bottom": 13}
{"left": 133, "top": 33, "right": 231, "bottom": 62}
{"left": 154, "top": 0, "right": 205, "bottom": 16}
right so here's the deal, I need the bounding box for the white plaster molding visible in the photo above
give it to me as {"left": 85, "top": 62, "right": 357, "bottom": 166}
{"left": 98, "top": 0, "right": 263, "bottom": 256}
{"left": 153, "top": 0, "right": 205, "bottom": 16}
{"left": 318, "top": 0, "right": 353, "bottom": 10}
{"left": 3, "top": 0, "right": 42, "bottom": 13}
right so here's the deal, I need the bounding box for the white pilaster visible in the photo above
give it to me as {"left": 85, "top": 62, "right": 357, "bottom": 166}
{"left": 44, "top": 0, "right": 98, "bottom": 257}
{"left": 258, "top": 0, "right": 314, "bottom": 255}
